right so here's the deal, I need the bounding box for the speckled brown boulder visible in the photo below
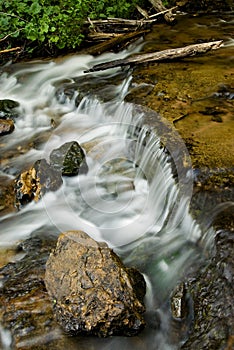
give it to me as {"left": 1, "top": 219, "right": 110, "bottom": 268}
{"left": 44, "top": 231, "right": 146, "bottom": 337}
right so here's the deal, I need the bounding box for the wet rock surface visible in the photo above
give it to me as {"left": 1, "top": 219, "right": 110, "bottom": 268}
{"left": 170, "top": 282, "right": 188, "bottom": 320}
{"left": 14, "top": 159, "right": 63, "bottom": 208}
{"left": 0, "top": 229, "right": 62, "bottom": 349}
{"left": 45, "top": 230, "right": 146, "bottom": 337}
{"left": 0, "top": 177, "right": 16, "bottom": 216}
{"left": 55, "top": 71, "right": 128, "bottom": 105}
{"left": 180, "top": 221, "right": 234, "bottom": 349}
{"left": 0, "top": 118, "right": 15, "bottom": 135}
{"left": 0, "top": 99, "right": 20, "bottom": 120}
{"left": 50, "top": 141, "right": 88, "bottom": 176}
{"left": 190, "top": 167, "right": 234, "bottom": 228}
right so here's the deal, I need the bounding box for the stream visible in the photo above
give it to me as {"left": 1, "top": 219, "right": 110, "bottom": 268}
{"left": 0, "top": 12, "right": 233, "bottom": 350}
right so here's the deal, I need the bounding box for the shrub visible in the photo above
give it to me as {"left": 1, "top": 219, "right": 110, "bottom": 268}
{"left": 0, "top": 0, "right": 147, "bottom": 53}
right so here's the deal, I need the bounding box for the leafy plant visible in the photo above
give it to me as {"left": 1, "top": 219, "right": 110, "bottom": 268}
{"left": 0, "top": 0, "right": 148, "bottom": 55}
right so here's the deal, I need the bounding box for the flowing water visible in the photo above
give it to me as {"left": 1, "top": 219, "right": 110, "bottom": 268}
{"left": 0, "top": 12, "right": 233, "bottom": 350}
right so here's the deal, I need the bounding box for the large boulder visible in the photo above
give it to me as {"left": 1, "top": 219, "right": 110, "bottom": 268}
{"left": 14, "top": 159, "right": 63, "bottom": 208}
{"left": 45, "top": 230, "right": 146, "bottom": 337}
{"left": 50, "top": 141, "right": 88, "bottom": 176}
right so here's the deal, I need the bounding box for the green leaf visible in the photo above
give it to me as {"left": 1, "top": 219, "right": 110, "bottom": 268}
{"left": 30, "top": 2, "right": 42, "bottom": 15}
{"left": 41, "top": 22, "right": 49, "bottom": 33}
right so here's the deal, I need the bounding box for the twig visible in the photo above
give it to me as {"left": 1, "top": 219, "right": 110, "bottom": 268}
{"left": 0, "top": 47, "right": 21, "bottom": 54}
{"left": 0, "top": 11, "right": 28, "bottom": 23}
{"left": 0, "top": 28, "right": 24, "bottom": 42}
{"left": 148, "top": 6, "right": 178, "bottom": 18}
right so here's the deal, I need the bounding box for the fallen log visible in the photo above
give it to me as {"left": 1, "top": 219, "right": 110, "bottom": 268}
{"left": 85, "top": 40, "right": 223, "bottom": 72}
{"left": 87, "top": 32, "right": 121, "bottom": 42}
{"left": 82, "top": 29, "right": 149, "bottom": 56}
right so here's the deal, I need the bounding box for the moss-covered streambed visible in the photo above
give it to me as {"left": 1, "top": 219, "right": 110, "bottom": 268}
{"left": 125, "top": 12, "right": 234, "bottom": 223}
{"left": 126, "top": 14, "right": 234, "bottom": 170}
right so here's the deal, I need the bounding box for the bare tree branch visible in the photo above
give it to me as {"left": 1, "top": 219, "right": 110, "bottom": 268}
{"left": 0, "top": 11, "right": 28, "bottom": 23}
{"left": 0, "top": 47, "right": 21, "bottom": 55}
{"left": 0, "top": 28, "right": 24, "bottom": 42}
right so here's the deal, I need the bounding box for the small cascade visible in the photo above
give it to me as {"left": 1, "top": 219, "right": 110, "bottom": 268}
{"left": 0, "top": 42, "right": 214, "bottom": 350}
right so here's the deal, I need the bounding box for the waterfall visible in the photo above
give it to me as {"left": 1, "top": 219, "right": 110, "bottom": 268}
{"left": 0, "top": 45, "right": 214, "bottom": 350}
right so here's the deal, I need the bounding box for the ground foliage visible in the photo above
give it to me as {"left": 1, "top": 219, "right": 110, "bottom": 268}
{"left": 0, "top": 0, "right": 151, "bottom": 56}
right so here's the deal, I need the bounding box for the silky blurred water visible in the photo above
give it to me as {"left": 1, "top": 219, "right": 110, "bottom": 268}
{"left": 0, "top": 16, "right": 227, "bottom": 349}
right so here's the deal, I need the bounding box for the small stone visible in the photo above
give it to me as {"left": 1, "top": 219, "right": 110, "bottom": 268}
{"left": 171, "top": 282, "right": 187, "bottom": 319}
{"left": 0, "top": 119, "right": 15, "bottom": 136}
{"left": 211, "top": 115, "right": 223, "bottom": 123}
{"left": 14, "top": 159, "right": 63, "bottom": 208}
{"left": 0, "top": 99, "right": 20, "bottom": 120}
{"left": 50, "top": 141, "right": 88, "bottom": 176}
{"left": 45, "top": 230, "right": 146, "bottom": 337}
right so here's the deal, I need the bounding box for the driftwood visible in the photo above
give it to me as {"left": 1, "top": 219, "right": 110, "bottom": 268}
{"left": 85, "top": 40, "right": 223, "bottom": 72}
{"left": 148, "top": 0, "right": 176, "bottom": 23}
{"left": 83, "top": 3, "right": 178, "bottom": 53}
{"left": 85, "top": 6, "right": 177, "bottom": 30}
{"left": 82, "top": 30, "right": 149, "bottom": 56}
{"left": 136, "top": 5, "right": 149, "bottom": 19}
{"left": 87, "top": 32, "right": 121, "bottom": 42}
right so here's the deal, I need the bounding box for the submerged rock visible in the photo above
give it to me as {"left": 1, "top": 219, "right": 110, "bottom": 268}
{"left": 45, "top": 230, "right": 146, "bottom": 337}
{"left": 55, "top": 71, "right": 128, "bottom": 105}
{"left": 50, "top": 141, "right": 88, "bottom": 176}
{"left": 0, "top": 118, "right": 15, "bottom": 136}
{"left": 15, "top": 159, "right": 63, "bottom": 207}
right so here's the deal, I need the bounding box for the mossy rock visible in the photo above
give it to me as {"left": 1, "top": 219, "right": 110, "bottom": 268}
{"left": 50, "top": 141, "right": 88, "bottom": 176}
{"left": 0, "top": 99, "right": 20, "bottom": 120}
